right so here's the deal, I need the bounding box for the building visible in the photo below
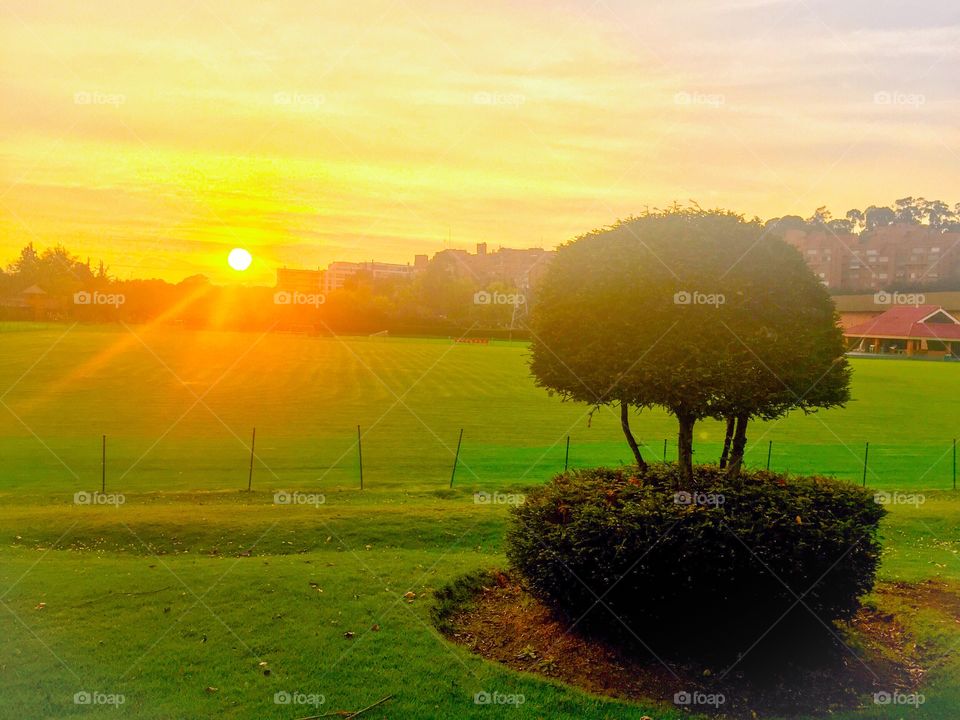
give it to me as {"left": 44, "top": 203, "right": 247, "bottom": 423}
{"left": 276, "top": 268, "right": 323, "bottom": 292}
{"left": 833, "top": 291, "right": 960, "bottom": 330}
{"left": 783, "top": 224, "right": 960, "bottom": 291}
{"left": 277, "top": 262, "right": 418, "bottom": 293}
{"left": 276, "top": 243, "right": 554, "bottom": 295}
{"left": 844, "top": 304, "right": 960, "bottom": 358}
{"left": 0, "top": 285, "right": 60, "bottom": 321}
{"left": 434, "top": 243, "right": 553, "bottom": 289}
{"left": 320, "top": 261, "right": 417, "bottom": 293}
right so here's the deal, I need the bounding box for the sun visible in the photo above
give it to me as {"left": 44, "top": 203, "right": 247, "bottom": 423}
{"left": 228, "top": 248, "right": 252, "bottom": 271}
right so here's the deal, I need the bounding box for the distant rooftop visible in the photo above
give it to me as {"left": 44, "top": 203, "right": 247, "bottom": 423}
{"left": 844, "top": 305, "right": 960, "bottom": 340}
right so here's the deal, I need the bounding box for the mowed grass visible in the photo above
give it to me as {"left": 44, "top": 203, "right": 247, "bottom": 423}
{"left": 1, "top": 324, "right": 959, "bottom": 719}
{"left": 1, "top": 324, "right": 959, "bottom": 492}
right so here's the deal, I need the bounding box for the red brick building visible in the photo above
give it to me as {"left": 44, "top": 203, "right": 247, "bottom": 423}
{"left": 783, "top": 225, "right": 960, "bottom": 291}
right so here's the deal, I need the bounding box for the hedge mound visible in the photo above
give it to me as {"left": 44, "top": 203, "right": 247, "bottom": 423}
{"left": 506, "top": 465, "right": 885, "bottom": 661}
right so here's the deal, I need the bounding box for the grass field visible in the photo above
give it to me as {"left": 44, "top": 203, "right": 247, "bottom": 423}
{"left": 1, "top": 324, "right": 959, "bottom": 719}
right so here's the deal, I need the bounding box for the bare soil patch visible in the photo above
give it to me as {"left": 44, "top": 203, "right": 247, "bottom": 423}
{"left": 441, "top": 573, "right": 949, "bottom": 718}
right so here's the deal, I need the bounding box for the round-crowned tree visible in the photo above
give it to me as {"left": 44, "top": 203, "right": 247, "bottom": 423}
{"left": 527, "top": 206, "right": 850, "bottom": 482}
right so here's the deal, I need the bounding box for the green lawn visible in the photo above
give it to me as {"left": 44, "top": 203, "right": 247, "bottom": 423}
{"left": 1, "top": 324, "right": 959, "bottom": 719}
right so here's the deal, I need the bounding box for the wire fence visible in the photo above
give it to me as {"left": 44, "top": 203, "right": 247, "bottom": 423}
{"left": 1, "top": 430, "right": 957, "bottom": 496}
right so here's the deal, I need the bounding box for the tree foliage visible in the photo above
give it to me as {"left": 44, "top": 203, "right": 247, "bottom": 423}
{"left": 769, "top": 197, "right": 960, "bottom": 235}
{"left": 529, "top": 206, "right": 849, "bottom": 482}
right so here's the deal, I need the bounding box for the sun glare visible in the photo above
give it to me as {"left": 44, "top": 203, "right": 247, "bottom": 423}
{"left": 228, "top": 247, "right": 252, "bottom": 271}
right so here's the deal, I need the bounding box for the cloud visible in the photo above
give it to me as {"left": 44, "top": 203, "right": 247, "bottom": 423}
{"left": 1, "top": 0, "right": 958, "bottom": 282}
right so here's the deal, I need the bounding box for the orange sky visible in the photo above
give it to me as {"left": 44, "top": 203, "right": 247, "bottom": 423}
{"left": 2, "top": 0, "right": 959, "bottom": 284}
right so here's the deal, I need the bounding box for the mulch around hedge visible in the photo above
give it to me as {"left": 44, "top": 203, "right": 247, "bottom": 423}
{"left": 443, "top": 572, "right": 942, "bottom": 718}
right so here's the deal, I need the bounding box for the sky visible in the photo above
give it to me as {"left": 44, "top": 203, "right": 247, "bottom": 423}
{"left": 1, "top": 0, "right": 959, "bottom": 284}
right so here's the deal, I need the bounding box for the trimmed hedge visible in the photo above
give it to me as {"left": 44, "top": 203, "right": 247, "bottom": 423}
{"left": 506, "top": 465, "right": 885, "bottom": 660}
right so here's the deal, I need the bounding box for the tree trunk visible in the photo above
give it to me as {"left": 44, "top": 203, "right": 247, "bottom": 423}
{"left": 677, "top": 414, "right": 695, "bottom": 486}
{"left": 726, "top": 413, "right": 750, "bottom": 478}
{"left": 620, "top": 401, "right": 647, "bottom": 471}
{"left": 719, "top": 416, "right": 735, "bottom": 468}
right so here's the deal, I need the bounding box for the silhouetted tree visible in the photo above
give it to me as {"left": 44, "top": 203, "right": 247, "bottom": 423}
{"left": 529, "top": 206, "right": 850, "bottom": 483}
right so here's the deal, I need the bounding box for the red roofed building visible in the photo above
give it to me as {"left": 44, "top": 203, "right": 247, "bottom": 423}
{"left": 845, "top": 305, "right": 960, "bottom": 358}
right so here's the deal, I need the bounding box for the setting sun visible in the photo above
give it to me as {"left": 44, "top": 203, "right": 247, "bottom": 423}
{"left": 228, "top": 248, "right": 253, "bottom": 272}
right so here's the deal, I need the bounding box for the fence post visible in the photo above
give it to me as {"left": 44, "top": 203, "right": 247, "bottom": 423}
{"left": 564, "top": 436, "right": 570, "bottom": 472}
{"left": 101, "top": 435, "right": 106, "bottom": 494}
{"left": 449, "top": 429, "right": 464, "bottom": 488}
{"left": 953, "top": 438, "right": 956, "bottom": 491}
{"left": 357, "top": 425, "right": 364, "bottom": 490}
{"left": 247, "top": 428, "right": 256, "bottom": 491}
{"left": 862, "top": 442, "right": 869, "bottom": 487}
{"left": 663, "top": 439, "right": 667, "bottom": 462}
{"left": 766, "top": 440, "right": 772, "bottom": 471}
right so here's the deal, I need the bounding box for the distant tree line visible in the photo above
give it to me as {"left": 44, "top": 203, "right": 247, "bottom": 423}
{"left": 767, "top": 197, "right": 960, "bottom": 236}
{"left": 4, "top": 198, "right": 960, "bottom": 330}
{"left": 0, "top": 243, "right": 530, "bottom": 335}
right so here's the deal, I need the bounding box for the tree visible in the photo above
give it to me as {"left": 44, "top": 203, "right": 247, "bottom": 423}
{"left": 765, "top": 215, "right": 806, "bottom": 233}
{"left": 7, "top": 243, "right": 40, "bottom": 284}
{"left": 864, "top": 205, "right": 895, "bottom": 231}
{"left": 894, "top": 197, "right": 922, "bottom": 225}
{"left": 529, "top": 206, "right": 850, "bottom": 484}
{"left": 922, "top": 199, "right": 954, "bottom": 229}
{"left": 36, "top": 245, "right": 95, "bottom": 295}
{"left": 414, "top": 253, "right": 475, "bottom": 323}
{"left": 845, "top": 208, "right": 865, "bottom": 233}
{"left": 529, "top": 208, "right": 752, "bottom": 480}
{"left": 807, "top": 206, "right": 832, "bottom": 227}
{"left": 826, "top": 218, "right": 854, "bottom": 234}
{"left": 711, "top": 237, "right": 851, "bottom": 476}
